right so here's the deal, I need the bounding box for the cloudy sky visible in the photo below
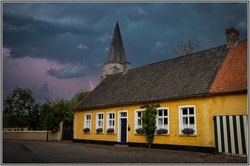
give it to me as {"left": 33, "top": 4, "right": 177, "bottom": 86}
{"left": 3, "top": 2, "right": 248, "bottom": 102}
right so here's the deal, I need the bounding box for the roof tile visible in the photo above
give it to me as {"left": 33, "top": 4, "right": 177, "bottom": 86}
{"left": 209, "top": 40, "right": 247, "bottom": 94}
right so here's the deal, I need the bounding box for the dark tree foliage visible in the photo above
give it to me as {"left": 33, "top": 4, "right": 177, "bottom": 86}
{"left": 4, "top": 87, "right": 89, "bottom": 135}
{"left": 3, "top": 87, "right": 40, "bottom": 130}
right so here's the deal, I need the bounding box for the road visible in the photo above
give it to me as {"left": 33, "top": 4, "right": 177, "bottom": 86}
{"left": 2, "top": 140, "right": 247, "bottom": 164}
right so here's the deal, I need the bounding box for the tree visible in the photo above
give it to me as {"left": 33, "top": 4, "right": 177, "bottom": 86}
{"left": 173, "top": 40, "right": 201, "bottom": 57}
{"left": 140, "top": 103, "right": 160, "bottom": 149}
{"left": 3, "top": 87, "right": 40, "bottom": 129}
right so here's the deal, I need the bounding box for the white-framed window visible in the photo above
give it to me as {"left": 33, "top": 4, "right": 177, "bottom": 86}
{"left": 156, "top": 108, "right": 169, "bottom": 132}
{"left": 134, "top": 109, "right": 145, "bottom": 133}
{"left": 179, "top": 106, "right": 196, "bottom": 135}
{"left": 96, "top": 113, "right": 104, "bottom": 131}
{"left": 107, "top": 112, "right": 115, "bottom": 131}
{"left": 84, "top": 114, "right": 91, "bottom": 130}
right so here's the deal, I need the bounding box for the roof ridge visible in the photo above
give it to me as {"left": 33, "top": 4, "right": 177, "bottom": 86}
{"left": 128, "top": 43, "right": 228, "bottom": 72}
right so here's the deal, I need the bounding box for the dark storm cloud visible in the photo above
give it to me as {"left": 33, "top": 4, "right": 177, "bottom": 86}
{"left": 3, "top": 2, "right": 248, "bottom": 79}
{"left": 3, "top": 11, "right": 98, "bottom": 62}
{"left": 47, "top": 63, "right": 90, "bottom": 79}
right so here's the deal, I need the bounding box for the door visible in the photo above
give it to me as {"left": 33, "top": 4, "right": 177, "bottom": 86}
{"left": 120, "top": 118, "right": 127, "bottom": 143}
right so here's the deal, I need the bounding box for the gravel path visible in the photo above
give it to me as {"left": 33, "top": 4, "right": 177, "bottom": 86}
{"left": 3, "top": 140, "right": 248, "bottom": 163}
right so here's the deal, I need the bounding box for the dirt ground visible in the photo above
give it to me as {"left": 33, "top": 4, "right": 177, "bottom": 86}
{"left": 2, "top": 140, "right": 248, "bottom": 163}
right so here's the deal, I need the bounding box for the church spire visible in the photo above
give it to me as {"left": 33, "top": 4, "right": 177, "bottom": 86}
{"left": 101, "top": 21, "right": 131, "bottom": 81}
{"left": 106, "top": 21, "right": 127, "bottom": 63}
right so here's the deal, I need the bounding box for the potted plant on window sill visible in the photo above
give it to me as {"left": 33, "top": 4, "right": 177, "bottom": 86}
{"left": 106, "top": 128, "right": 114, "bottom": 134}
{"left": 135, "top": 128, "right": 144, "bottom": 134}
{"left": 83, "top": 128, "right": 90, "bottom": 134}
{"left": 181, "top": 128, "right": 195, "bottom": 135}
{"left": 96, "top": 128, "right": 103, "bottom": 134}
{"left": 156, "top": 128, "right": 168, "bottom": 135}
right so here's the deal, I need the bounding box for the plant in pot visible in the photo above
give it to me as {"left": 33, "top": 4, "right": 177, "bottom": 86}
{"left": 96, "top": 128, "right": 103, "bottom": 134}
{"left": 156, "top": 128, "right": 168, "bottom": 134}
{"left": 83, "top": 128, "right": 90, "bottom": 133}
{"left": 135, "top": 128, "right": 144, "bottom": 134}
{"left": 106, "top": 128, "right": 114, "bottom": 134}
{"left": 182, "top": 128, "right": 195, "bottom": 135}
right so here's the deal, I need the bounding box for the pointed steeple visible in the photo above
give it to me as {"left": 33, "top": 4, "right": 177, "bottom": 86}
{"left": 106, "top": 21, "right": 127, "bottom": 64}
{"left": 100, "top": 21, "right": 131, "bottom": 81}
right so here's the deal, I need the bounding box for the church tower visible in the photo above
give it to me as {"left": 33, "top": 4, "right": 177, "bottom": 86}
{"left": 100, "top": 21, "right": 131, "bottom": 81}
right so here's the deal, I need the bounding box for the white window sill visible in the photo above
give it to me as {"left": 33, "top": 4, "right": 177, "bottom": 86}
{"left": 106, "top": 133, "right": 116, "bottom": 135}
{"left": 179, "top": 134, "right": 197, "bottom": 137}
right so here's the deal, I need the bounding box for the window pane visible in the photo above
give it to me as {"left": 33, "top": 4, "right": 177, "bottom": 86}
{"left": 183, "top": 117, "right": 188, "bottom": 124}
{"left": 138, "top": 112, "right": 141, "bottom": 117}
{"left": 189, "top": 108, "right": 194, "bottom": 114}
{"left": 121, "top": 112, "right": 127, "bottom": 117}
{"left": 158, "top": 118, "right": 163, "bottom": 125}
{"left": 159, "top": 110, "right": 162, "bottom": 116}
{"left": 164, "top": 118, "right": 168, "bottom": 124}
{"left": 182, "top": 108, "right": 188, "bottom": 115}
{"left": 164, "top": 110, "right": 168, "bottom": 116}
{"left": 190, "top": 117, "right": 195, "bottom": 124}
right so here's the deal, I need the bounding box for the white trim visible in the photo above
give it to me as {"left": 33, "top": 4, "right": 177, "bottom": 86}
{"left": 106, "top": 112, "right": 116, "bottom": 133}
{"left": 134, "top": 109, "right": 145, "bottom": 134}
{"left": 118, "top": 110, "right": 128, "bottom": 142}
{"left": 84, "top": 113, "right": 92, "bottom": 131}
{"left": 178, "top": 105, "right": 196, "bottom": 135}
{"left": 96, "top": 112, "right": 104, "bottom": 133}
{"left": 156, "top": 107, "right": 169, "bottom": 135}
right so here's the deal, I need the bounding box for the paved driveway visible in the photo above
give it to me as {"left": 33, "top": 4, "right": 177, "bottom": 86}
{"left": 2, "top": 140, "right": 247, "bottom": 163}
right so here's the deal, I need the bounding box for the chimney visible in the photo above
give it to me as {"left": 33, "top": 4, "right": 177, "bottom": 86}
{"left": 225, "top": 27, "right": 240, "bottom": 48}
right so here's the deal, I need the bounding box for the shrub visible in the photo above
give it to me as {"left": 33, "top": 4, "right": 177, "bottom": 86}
{"left": 182, "top": 128, "right": 195, "bottom": 135}
{"left": 135, "top": 128, "right": 143, "bottom": 134}
{"left": 83, "top": 128, "right": 90, "bottom": 133}
{"left": 96, "top": 128, "right": 103, "bottom": 133}
{"left": 156, "top": 128, "right": 168, "bottom": 134}
{"left": 106, "top": 128, "right": 114, "bottom": 133}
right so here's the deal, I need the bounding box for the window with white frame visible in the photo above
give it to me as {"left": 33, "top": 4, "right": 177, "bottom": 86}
{"left": 84, "top": 114, "right": 91, "bottom": 129}
{"left": 96, "top": 113, "right": 104, "bottom": 131}
{"left": 179, "top": 106, "right": 196, "bottom": 134}
{"left": 156, "top": 108, "right": 169, "bottom": 131}
{"left": 107, "top": 112, "right": 115, "bottom": 129}
{"left": 134, "top": 109, "right": 144, "bottom": 133}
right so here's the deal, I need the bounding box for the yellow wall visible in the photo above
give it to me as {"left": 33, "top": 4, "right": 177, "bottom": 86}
{"left": 74, "top": 93, "right": 247, "bottom": 147}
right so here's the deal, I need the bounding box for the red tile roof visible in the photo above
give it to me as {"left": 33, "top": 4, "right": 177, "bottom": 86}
{"left": 209, "top": 40, "right": 247, "bottom": 94}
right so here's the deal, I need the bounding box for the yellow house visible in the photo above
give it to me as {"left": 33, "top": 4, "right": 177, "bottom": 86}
{"left": 74, "top": 23, "right": 247, "bottom": 155}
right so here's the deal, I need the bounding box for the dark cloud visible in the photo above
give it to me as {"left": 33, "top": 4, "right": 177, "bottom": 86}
{"left": 3, "top": 11, "right": 98, "bottom": 63}
{"left": 47, "top": 63, "right": 91, "bottom": 79}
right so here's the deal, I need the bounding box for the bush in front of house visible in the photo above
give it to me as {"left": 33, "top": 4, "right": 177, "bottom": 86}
{"left": 106, "top": 128, "right": 114, "bottom": 133}
{"left": 96, "top": 128, "right": 103, "bottom": 133}
{"left": 135, "top": 128, "right": 144, "bottom": 134}
{"left": 156, "top": 128, "right": 168, "bottom": 134}
{"left": 83, "top": 128, "right": 90, "bottom": 133}
{"left": 182, "top": 128, "right": 195, "bottom": 135}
